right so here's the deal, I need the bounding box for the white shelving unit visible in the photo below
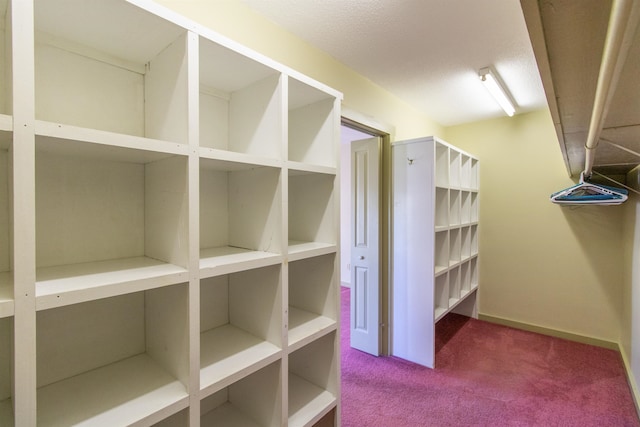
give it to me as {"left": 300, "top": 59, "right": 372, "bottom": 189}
{"left": 392, "top": 136, "right": 479, "bottom": 368}
{"left": 6, "top": 0, "right": 342, "bottom": 425}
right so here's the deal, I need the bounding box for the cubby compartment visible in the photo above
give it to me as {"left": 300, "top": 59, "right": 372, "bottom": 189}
{"left": 471, "top": 192, "right": 479, "bottom": 223}
{"left": 153, "top": 409, "right": 188, "bottom": 427}
{"left": 288, "top": 254, "right": 337, "bottom": 352}
{"left": 461, "top": 226, "right": 471, "bottom": 261}
{"left": 461, "top": 155, "right": 471, "bottom": 188}
{"left": 434, "top": 274, "right": 449, "bottom": 321}
{"left": 461, "top": 191, "right": 471, "bottom": 224}
{"left": 288, "top": 170, "right": 336, "bottom": 259}
{"left": 434, "top": 231, "right": 449, "bottom": 275}
{"left": 36, "top": 285, "right": 190, "bottom": 426}
{"left": 470, "top": 257, "right": 479, "bottom": 289}
{"left": 449, "top": 228, "right": 461, "bottom": 266}
{"left": 0, "top": 0, "right": 11, "bottom": 117}
{"left": 435, "top": 187, "right": 448, "bottom": 230}
{"left": 35, "top": 138, "right": 189, "bottom": 310}
{"left": 0, "top": 317, "right": 13, "bottom": 427}
{"left": 449, "top": 149, "right": 460, "bottom": 188}
{"left": 449, "top": 190, "right": 461, "bottom": 226}
{"left": 471, "top": 225, "right": 479, "bottom": 255}
{"left": 288, "top": 78, "right": 336, "bottom": 169}
{"left": 200, "top": 265, "right": 282, "bottom": 398}
{"left": 288, "top": 332, "right": 338, "bottom": 427}
{"left": 199, "top": 37, "right": 282, "bottom": 159}
{"left": 200, "top": 157, "right": 282, "bottom": 277}
{"left": 471, "top": 158, "right": 479, "bottom": 190}
{"left": 449, "top": 266, "right": 460, "bottom": 306}
{"left": 201, "top": 361, "right": 282, "bottom": 427}
{"left": 35, "top": 0, "right": 190, "bottom": 144}
{"left": 435, "top": 143, "right": 449, "bottom": 187}
{"left": 0, "top": 136, "right": 12, "bottom": 317}
{"left": 460, "top": 261, "right": 471, "bottom": 297}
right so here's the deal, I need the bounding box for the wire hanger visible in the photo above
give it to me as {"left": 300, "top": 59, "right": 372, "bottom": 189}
{"left": 550, "top": 172, "right": 628, "bottom": 205}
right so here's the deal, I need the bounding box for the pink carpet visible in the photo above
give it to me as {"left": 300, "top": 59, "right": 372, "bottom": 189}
{"left": 340, "top": 287, "right": 640, "bottom": 426}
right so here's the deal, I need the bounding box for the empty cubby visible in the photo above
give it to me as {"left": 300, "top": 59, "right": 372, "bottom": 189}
{"left": 449, "top": 189, "right": 461, "bottom": 226}
{"left": 36, "top": 284, "right": 190, "bottom": 426}
{"left": 461, "top": 226, "right": 471, "bottom": 261}
{"left": 288, "top": 78, "right": 336, "bottom": 168}
{"left": 0, "top": 0, "right": 11, "bottom": 117}
{"left": 449, "top": 266, "right": 460, "bottom": 305}
{"left": 460, "top": 260, "right": 471, "bottom": 296}
{"left": 449, "top": 149, "right": 460, "bottom": 188}
{"left": 435, "top": 187, "right": 448, "bottom": 229}
{"left": 35, "top": 0, "right": 190, "bottom": 143}
{"left": 435, "top": 231, "right": 449, "bottom": 275}
{"left": 461, "top": 155, "right": 471, "bottom": 188}
{"left": 449, "top": 227, "right": 461, "bottom": 266}
{"left": 470, "top": 257, "right": 479, "bottom": 289}
{"left": 471, "top": 158, "right": 479, "bottom": 190}
{"left": 288, "top": 332, "right": 338, "bottom": 427}
{"left": 200, "top": 158, "right": 282, "bottom": 277}
{"left": 471, "top": 225, "right": 479, "bottom": 255}
{"left": 34, "top": 138, "right": 189, "bottom": 309}
{"left": 471, "top": 192, "right": 479, "bottom": 222}
{"left": 200, "top": 361, "right": 282, "bottom": 427}
{"left": 288, "top": 170, "right": 336, "bottom": 255}
{"left": 434, "top": 274, "right": 449, "bottom": 321}
{"left": 0, "top": 136, "right": 11, "bottom": 313}
{"left": 435, "top": 142, "right": 449, "bottom": 188}
{"left": 288, "top": 254, "right": 337, "bottom": 351}
{"left": 0, "top": 317, "right": 12, "bottom": 426}
{"left": 199, "top": 37, "right": 282, "bottom": 159}
{"left": 200, "top": 265, "right": 282, "bottom": 398}
{"left": 461, "top": 191, "right": 471, "bottom": 224}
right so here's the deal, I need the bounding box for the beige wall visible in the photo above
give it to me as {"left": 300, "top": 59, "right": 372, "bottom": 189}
{"left": 154, "top": 0, "right": 443, "bottom": 140}
{"left": 445, "top": 110, "right": 624, "bottom": 343}
{"left": 155, "top": 0, "right": 626, "bottom": 344}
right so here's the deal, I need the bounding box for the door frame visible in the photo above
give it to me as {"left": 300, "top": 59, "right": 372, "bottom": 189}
{"left": 341, "top": 110, "right": 394, "bottom": 355}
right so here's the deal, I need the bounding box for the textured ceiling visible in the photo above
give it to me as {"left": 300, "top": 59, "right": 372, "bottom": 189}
{"left": 239, "top": 0, "right": 548, "bottom": 126}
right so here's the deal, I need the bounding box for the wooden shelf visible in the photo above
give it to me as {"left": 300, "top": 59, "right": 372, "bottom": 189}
{"left": 36, "top": 256, "right": 188, "bottom": 310}
{"left": 288, "top": 241, "right": 337, "bottom": 261}
{"left": 37, "top": 353, "right": 188, "bottom": 426}
{"left": 200, "top": 246, "right": 282, "bottom": 278}
{"left": 200, "top": 324, "right": 281, "bottom": 397}
{"left": 288, "top": 306, "right": 336, "bottom": 352}
{"left": 288, "top": 374, "right": 336, "bottom": 427}
{"left": 0, "top": 399, "right": 12, "bottom": 427}
{"left": 201, "top": 402, "right": 261, "bottom": 427}
{"left": 0, "top": 273, "right": 13, "bottom": 318}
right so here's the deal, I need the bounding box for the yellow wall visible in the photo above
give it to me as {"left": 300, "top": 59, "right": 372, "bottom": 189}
{"left": 155, "top": 1, "right": 625, "bottom": 344}
{"left": 154, "top": 0, "right": 443, "bottom": 140}
{"left": 445, "top": 110, "right": 623, "bottom": 343}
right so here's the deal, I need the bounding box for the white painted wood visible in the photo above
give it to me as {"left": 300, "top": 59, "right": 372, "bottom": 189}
{"left": 145, "top": 155, "right": 190, "bottom": 268}
{"left": 10, "top": 1, "right": 342, "bottom": 424}
{"left": 201, "top": 402, "right": 262, "bottom": 427}
{"left": 35, "top": 256, "right": 188, "bottom": 310}
{"left": 288, "top": 306, "right": 336, "bottom": 353}
{"left": 199, "top": 325, "right": 281, "bottom": 398}
{"left": 392, "top": 136, "right": 479, "bottom": 368}
{"left": 145, "top": 32, "right": 189, "bottom": 145}
{"left": 37, "top": 353, "right": 189, "bottom": 427}
{"left": 289, "top": 80, "right": 335, "bottom": 168}
{"left": 287, "top": 241, "right": 337, "bottom": 262}
{"left": 289, "top": 172, "right": 335, "bottom": 245}
{"left": 0, "top": 146, "right": 8, "bottom": 275}
{"left": 350, "top": 137, "right": 380, "bottom": 356}
{"left": 288, "top": 374, "right": 336, "bottom": 427}
{"left": 288, "top": 332, "right": 337, "bottom": 427}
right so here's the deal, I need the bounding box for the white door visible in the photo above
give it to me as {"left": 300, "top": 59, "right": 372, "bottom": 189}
{"left": 350, "top": 137, "right": 380, "bottom": 355}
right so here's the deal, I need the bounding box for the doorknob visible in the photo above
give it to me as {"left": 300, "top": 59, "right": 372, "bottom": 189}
{"left": 359, "top": 256, "right": 365, "bottom": 260}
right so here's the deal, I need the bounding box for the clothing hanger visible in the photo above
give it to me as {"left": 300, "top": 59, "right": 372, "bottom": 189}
{"left": 550, "top": 172, "right": 628, "bottom": 205}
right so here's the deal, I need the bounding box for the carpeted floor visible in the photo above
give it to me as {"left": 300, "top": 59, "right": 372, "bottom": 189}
{"left": 340, "top": 287, "right": 640, "bottom": 426}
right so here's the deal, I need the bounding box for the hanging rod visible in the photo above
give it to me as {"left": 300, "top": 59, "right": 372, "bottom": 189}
{"left": 583, "top": 0, "right": 640, "bottom": 179}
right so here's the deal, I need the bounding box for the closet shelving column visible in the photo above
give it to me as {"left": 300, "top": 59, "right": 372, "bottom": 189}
{"left": 392, "top": 136, "right": 479, "bottom": 369}
{"left": 287, "top": 76, "right": 341, "bottom": 427}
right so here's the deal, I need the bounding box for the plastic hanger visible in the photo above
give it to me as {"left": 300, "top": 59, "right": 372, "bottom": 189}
{"left": 550, "top": 172, "right": 628, "bottom": 205}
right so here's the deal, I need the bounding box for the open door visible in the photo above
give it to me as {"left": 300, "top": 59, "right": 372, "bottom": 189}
{"left": 350, "top": 137, "right": 380, "bottom": 355}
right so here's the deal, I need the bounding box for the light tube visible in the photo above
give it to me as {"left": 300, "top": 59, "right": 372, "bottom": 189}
{"left": 479, "top": 67, "right": 515, "bottom": 117}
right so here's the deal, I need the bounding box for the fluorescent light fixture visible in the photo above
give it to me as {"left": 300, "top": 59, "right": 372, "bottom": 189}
{"left": 479, "top": 67, "right": 516, "bottom": 117}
